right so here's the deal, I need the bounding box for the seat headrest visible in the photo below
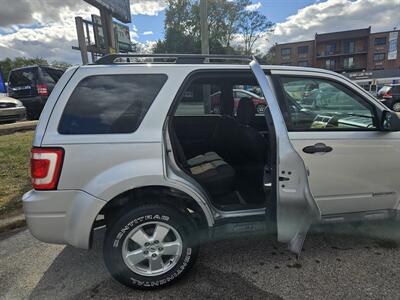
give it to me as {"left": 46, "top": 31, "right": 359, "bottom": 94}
{"left": 237, "top": 97, "right": 256, "bottom": 125}
{"left": 220, "top": 89, "right": 234, "bottom": 116}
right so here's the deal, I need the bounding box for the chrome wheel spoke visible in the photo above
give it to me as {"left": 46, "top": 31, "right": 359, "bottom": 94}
{"left": 122, "top": 221, "right": 183, "bottom": 277}
{"left": 149, "top": 256, "right": 164, "bottom": 271}
{"left": 130, "top": 229, "right": 150, "bottom": 246}
{"left": 125, "top": 249, "right": 146, "bottom": 265}
{"left": 152, "top": 224, "right": 169, "bottom": 243}
{"left": 162, "top": 241, "right": 181, "bottom": 256}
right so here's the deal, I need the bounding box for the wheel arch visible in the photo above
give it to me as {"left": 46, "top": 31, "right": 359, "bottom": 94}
{"left": 91, "top": 185, "right": 214, "bottom": 247}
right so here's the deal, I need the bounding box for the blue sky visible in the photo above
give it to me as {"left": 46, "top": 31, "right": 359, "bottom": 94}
{"left": 132, "top": 0, "right": 319, "bottom": 43}
{"left": 0, "top": 0, "right": 398, "bottom": 63}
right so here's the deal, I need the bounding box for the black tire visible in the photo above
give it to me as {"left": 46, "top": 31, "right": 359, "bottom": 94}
{"left": 103, "top": 203, "right": 199, "bottom": 289}
{"left": 392, "top": 102, "right": 400, "bottom": 112}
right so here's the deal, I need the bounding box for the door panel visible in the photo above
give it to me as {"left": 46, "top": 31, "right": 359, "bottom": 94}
{"left": 290, "top": 131, "right": 400, "bottom": 215}
{"left": 250, "top": 61, "right": 321, "bottom": 255}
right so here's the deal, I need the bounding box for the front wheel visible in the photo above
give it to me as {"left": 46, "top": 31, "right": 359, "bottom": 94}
{"left": 103, "top": 204, "right": 199, "bottom": 289}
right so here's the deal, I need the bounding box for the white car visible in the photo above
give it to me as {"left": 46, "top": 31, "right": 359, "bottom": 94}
{"left": 23, "top": 54, "right": 400, "bottom": 289}
{"left": 0, "top": 95, "right": 26, "bottom": 123}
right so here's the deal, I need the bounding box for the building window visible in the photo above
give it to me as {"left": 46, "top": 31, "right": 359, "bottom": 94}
{"left": 374, "top": 37, "right": 387, "bottom": 46}
{"left": 344, "top": 57, "right": 354, "bottom": 69}
{"left": 326, "top": 43, "right": 336, "bottom": 55}
{"left": 281, "top": 48, "right": 291, "bottom": 60}
{"left": 344, "top": 40, "right": 355, "bottom": 53}
{"left": 298, "top": 46, "right": 309, "bottom": 58}
{"left": 325, "top": 59, "right": 335, "bottom": 70}
{"left": 373, "top": 53, "right": 385, "bottom": 62}
{"left": 298, "top": 61, "right": 308, "bottom": 67}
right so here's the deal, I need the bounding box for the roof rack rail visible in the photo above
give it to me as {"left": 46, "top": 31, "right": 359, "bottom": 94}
{"left": 95, "top": 53, "right": 253, "bottom": 65}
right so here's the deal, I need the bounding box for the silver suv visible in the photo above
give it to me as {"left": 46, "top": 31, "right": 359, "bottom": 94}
{"left": 23, "top": 54, "right": 400, "bottom": 289}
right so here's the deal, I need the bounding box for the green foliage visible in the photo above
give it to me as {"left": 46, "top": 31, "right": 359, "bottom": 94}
{"left": 0, "top": 57, "right": 71, "bottom": 80}
{"left": 153, "top": 0, "right": 274, "bottom": 55}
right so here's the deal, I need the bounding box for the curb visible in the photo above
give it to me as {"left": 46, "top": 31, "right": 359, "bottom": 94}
{"left": 0, "top": 214, "right": 26, "bottom": 234}
{"left": 0, "top": 121, "right": 37, "bottom": 135}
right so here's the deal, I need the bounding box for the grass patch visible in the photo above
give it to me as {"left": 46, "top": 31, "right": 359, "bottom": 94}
{"left": 0, "top": 131, "right": 33, "bottom": 218}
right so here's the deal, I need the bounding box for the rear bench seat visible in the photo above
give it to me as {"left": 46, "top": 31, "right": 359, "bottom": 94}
{"left": 171, "top": 126, "right": 235, "bottom": 196}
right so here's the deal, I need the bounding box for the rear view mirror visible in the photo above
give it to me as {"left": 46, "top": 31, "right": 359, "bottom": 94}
{"left": 382, "top": 110, "right": 400, "bottom": 131}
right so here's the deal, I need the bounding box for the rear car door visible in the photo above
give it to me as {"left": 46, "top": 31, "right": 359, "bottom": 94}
{"left": 250, "top": 60, "right": 321, "bottom": 255}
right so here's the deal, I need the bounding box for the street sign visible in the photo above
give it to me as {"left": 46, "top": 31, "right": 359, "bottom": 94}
{"left": 84, "top": 0, "right": 131, "bottom": 23}
{"left": 92, "top": 15, "right": 132, "bottom": 53}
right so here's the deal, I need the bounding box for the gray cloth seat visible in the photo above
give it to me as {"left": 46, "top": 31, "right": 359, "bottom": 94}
{"left": 187, "top": 151, "right": 222, "bottom": 167}
{"left": 171, "top": 123, "right": 235, "bottom": 196}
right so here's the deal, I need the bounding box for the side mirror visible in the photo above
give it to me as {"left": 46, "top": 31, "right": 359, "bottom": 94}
{"left": 382, "top": 110, "right": 400, "bottom": 131}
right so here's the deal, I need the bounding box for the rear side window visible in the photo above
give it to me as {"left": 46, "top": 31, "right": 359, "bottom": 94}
{"left": 58, "top": 74, "right": 167, "bottom": 134}
{"left": 9, "top": 68, "right": 38, "bottom": 86}
{"left": 40, "top": 67, "right": 64, "bottom": 85}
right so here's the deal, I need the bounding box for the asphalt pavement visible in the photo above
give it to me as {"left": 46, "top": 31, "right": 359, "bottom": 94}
{"left": 1, "top": 221, "right": 400, "bottom": 300}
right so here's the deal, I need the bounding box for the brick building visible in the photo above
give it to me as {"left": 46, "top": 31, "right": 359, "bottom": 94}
{"left": 272, "top": 27, "right": 400, "bottom": 93}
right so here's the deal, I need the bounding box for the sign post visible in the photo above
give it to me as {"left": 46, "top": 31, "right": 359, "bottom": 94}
{"left": 74, "top": 0, "right": 131, "bottom": 63}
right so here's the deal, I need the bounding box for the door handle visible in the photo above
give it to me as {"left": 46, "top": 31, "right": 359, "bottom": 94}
{"left": 302, "top": 143, "right": 332, "bottom": 154}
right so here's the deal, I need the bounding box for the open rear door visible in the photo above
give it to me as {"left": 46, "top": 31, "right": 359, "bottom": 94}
{"left": 250, "top": 59, "right": 321, "bottom": 255}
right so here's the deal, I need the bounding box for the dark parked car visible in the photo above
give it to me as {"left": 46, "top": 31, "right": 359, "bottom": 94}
{"left": 377, "top": 84, "right": 400, "bottom": 112}
{"left": 7, "top": 65, "right": 65, "bottom": 119}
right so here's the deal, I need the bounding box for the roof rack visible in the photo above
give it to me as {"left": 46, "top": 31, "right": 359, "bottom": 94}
{"left": 95, "top": 54, "right": 254, "bottom": 65}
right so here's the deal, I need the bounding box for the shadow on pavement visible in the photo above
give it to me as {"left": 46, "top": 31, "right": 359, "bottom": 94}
{"left": 29, "top": 221, "right": 400, "bottom": 299}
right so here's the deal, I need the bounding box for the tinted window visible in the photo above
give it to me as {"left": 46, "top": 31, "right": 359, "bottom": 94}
{"left": 9, "top": 68, "right": 38, "bottom": 86}
{"left": 59, "top": 74, "right": 167, "bottom": 134}
{"left": 298, "top": 46, "right": 308, "bottom": 55}
{"left": 373, "top": 53, "right": 385, "bottom": 61}
{"left": 41, "top": 67, "right": 64, "bottom": 85}
{"left": 374, "top": 37, "right": 387, "bottom": 45}
{"left": 281, "top": 48, "right": 291, "bottom": 56}
{"left": 279, "top": 76, "right": 376, "bottom": 131}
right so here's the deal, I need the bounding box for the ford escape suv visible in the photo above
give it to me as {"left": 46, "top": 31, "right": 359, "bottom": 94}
{"left": 23, "top": 54, "right": 400, "bottom": 289}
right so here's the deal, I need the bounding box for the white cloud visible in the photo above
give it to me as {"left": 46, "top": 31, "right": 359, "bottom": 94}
{"left": 130, "top": 0, "right": 167, "bottom": 16}
{"left": 245, "top": 2, "right": 262, "bottom": 11}
{"left": 142, "top": 31, "right": 154, "bottom": 36}
{"left": 254, "top": 0, "right": 400, "bottom": 53}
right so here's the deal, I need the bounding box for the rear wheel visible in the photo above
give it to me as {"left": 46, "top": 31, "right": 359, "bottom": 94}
{"left": 103, "top": 203, "right": 199, "bottom": 289}
{"left": 392, "top": 102, "right": 400, "bottom": 112}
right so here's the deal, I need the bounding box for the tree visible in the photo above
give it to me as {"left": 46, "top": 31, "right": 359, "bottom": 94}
{"left": 238, "top": 10, "right": 274, "bottom": 55}
{"left": 153, "top": 0, "right": 274, "bottom": 55}
{"left": 0, "top": 57, "right": 47, "bottom": 80}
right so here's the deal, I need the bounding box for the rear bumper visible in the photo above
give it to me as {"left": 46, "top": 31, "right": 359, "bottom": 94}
{"left": 22, "top": 189, "right": 106, "bottom": 249}
{"left": 18, "top": 96, "right": 46, "bottom": 112}
{"left": 0, "top": 107, "right": 26, "bottom": 122}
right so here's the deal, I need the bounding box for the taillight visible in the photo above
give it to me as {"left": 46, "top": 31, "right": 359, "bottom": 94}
{"left": 31, "top": 148, "right": 64, "bottom": 190}
{"left": 383, "top": 93, "right": 393, "bottom": 98}
{"left": 37, "top": 84, "right": 48, "bottom": 96}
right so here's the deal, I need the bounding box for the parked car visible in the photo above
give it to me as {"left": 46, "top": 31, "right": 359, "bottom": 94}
{"left": 7, "top": 65, "right": 65, "bottom": 120}
{"left": 0, "top": 95, "right": 26, "bottom": 123}
{"left": 211, "top": 88, "right": 266, "bottom": 113}
{"left": 23, "top": 54, "right": 400, "bottom": 290}
{"left": 377, "top": 84, "right": 400, "bottom": 112}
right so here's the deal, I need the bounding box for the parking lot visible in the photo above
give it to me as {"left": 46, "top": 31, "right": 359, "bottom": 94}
{"left": 1, "top": 221, "right": 400, "bottom": 300}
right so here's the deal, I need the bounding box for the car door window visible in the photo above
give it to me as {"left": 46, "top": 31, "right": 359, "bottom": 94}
{"left": 278, "top": 76, "right": 377, "bottom": 131}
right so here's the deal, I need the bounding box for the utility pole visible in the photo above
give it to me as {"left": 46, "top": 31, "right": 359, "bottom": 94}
{"left": 100, "top": 8, "right": 116, "bottom": 54}
{"left": 200, "top": 0, "right": 209, "bottom": 54}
